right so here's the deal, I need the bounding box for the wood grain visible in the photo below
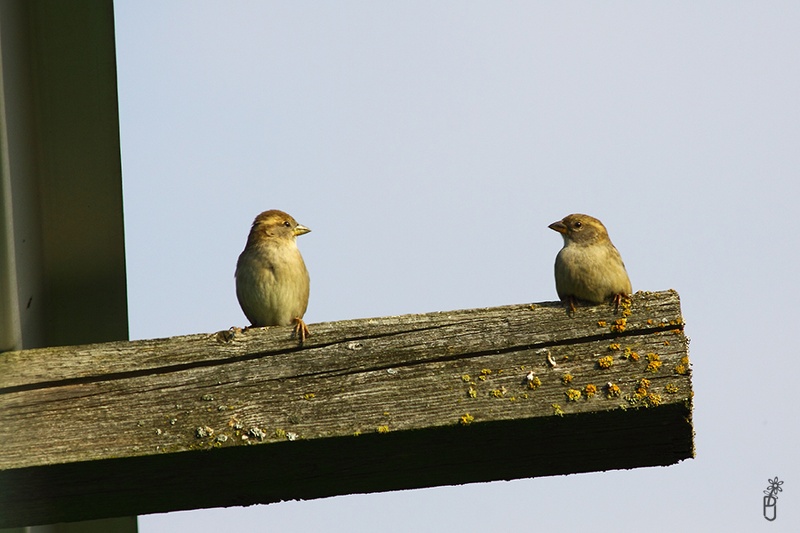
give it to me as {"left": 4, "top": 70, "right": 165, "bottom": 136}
{"left": 0, "top": 290, "right": 693, "bottom": 527}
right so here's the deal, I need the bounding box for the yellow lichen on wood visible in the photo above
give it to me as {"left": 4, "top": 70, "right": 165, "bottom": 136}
{"left": 606, "top": 382, "right": 621, "bottom": 398}
{"left": 597, "top": 356, "right": 613, "bottom": 369}
{"left": 565, "top": 389, "right": 582, "bottom": 402}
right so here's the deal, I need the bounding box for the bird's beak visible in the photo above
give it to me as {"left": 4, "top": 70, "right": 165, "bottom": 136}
{"left": 548, "top": 221, "right": 567, "bottom": 234}
{"left": 294, "top": 224, "right": 311, "bottom": 236}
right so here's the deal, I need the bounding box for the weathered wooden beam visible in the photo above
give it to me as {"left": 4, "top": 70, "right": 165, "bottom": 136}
{"left": 0, "top": 290, "right": 694, "bottom": 527}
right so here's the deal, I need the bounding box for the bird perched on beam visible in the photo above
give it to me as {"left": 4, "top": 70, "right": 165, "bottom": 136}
{"left": 235, "top": 209, "right": 311, "bottom": 341}
{"left": 549, "top": 213, "right": 631, "bottom": 314}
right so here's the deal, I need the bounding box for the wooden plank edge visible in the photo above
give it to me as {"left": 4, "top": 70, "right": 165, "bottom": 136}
{"left": 0, "top": 396, "right": 694, "bottom": 528}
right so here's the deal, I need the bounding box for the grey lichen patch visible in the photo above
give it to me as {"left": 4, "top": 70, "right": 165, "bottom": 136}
{"left": 248, "top": 427, "right": 267, "bottom": 440}
{"left": 195, "top": 426, "right": 214, "bottom": 438}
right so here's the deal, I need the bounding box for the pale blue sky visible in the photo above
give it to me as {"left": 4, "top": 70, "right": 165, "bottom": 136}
{"left": 114, "top": 2, "right": 799, "bottom": 531}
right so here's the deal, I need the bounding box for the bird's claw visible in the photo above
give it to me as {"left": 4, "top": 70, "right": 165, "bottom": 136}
{"left": 612, "top": 293, "right": 631, "bottom": 313}
{"left": 293, "top": 317, "right": 310, "bottom": 343}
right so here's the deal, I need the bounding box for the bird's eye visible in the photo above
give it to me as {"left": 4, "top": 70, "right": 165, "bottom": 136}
{"left": 283, "top": 221, "right": 291, "bottom": 228}
{"left": 574, "top": 221, "right": 582, "bottom": 228}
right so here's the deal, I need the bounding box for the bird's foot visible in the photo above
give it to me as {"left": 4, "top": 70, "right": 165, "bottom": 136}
{"left": 613, "top": 294, "right": 632, "bottom": 315}
{"left": 293, "top": 317, "right": 310, "bottom": 343}
{"left": 564, "top": 296, "right": 577, "bottom": 317}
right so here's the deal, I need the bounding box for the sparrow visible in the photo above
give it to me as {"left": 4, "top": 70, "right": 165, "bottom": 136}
{"left": 235, "top": 210, "right": 311, "bottom": 341}
{"left": 548, "top": 213, "right": 631, "bottom": 314}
